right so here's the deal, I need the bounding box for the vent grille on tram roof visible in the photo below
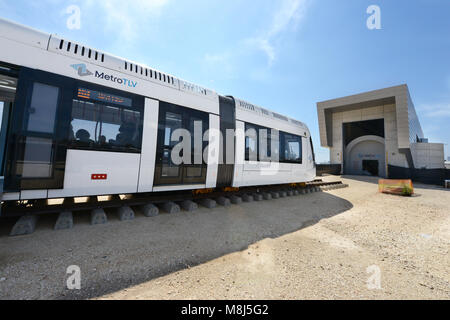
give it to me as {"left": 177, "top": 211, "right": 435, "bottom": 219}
{"left": 236, "top": 99, "right": 304, "bottom": 126}
{"left": 290, "top": 119, "right": 304, "bottom": 127}
{"left": 57, "top": 39, "right": 105, "bottom": 63}
{"left": 273, "top": 112, "right": 289, "bottom": 122}
{"left": 180, "top": 80, "right": 208, "bottom": 95}
{"left": 51, "top": 36, "right": 212, "bottom": 96}
{"left": 123, "top": 61, "right": 178, "bottom": 87}
{"left": 239, "top": 100, "right": 256, "bottom": 111}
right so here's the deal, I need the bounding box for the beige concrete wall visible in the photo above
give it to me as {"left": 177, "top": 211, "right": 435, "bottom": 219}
{"left": 411, "top": 143, "right": 445, "bottom": 169}
{"left": 317, "top": 85, "right": 409, "bottom": 149}
{"left": 328, "top": 102, "right": 408, "bottom": 168}
{"left": 318, "top": 85, "right": 433, "bottom": 171}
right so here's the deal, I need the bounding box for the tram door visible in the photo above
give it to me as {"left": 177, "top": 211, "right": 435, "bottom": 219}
{"left": 217, "top": 96, "right": 236, "bottom": 188}
{"left": 154, "top": 102, "right": 209, "bottom": 186}
{"left": 3, "top": 68, "right": 71, "bottom": 191}
{"left": 0, "top": 68, "right": 17, "bottom": 191}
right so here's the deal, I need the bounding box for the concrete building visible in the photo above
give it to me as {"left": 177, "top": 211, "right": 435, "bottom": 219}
{"left": 317, "top": 84, "right": 445, "bottom": 178}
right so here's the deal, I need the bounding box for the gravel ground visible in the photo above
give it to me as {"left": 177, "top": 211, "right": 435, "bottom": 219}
{"left": 0, "top": 176, "right": 449, "bottom": 300}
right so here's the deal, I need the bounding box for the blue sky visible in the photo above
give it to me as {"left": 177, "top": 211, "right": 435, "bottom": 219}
{"left": 1, "top": 0, "right": 449, "bottom": 162}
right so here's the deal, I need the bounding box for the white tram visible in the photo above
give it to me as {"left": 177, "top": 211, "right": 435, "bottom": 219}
{"left": 0, "top": 17, "right": 316, "bottom": 212}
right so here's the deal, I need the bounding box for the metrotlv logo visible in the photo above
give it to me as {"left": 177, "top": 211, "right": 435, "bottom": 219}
{"left": 71, "top": 64, "right": 93, "bottom": 77}
{"left": 70, "top": 63, "right": 138, "bottom": 88}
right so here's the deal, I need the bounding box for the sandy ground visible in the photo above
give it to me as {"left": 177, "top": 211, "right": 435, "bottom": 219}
{"left": 0, "top": 176, "right": 449, "bottom": 300}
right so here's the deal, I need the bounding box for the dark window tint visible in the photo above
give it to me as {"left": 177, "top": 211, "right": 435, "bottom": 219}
{"left": 26, "top": 82, "right": 59, "bottom": 133}
{"left": 155, "top": 102, "right": 209, "bottom": 186}
{"left": 245, "top": 123, "right": 258, "bottom": 161}
{"left": 245, "top": 123, "right": 276, "bottom": 162}
{"left": 245, "top": 122, "right": 302, "bottom": 164}
{"left": 161, "top": 112, "right": 182, "bottom": 178}
{"left": 281, "top": 132, "right": 302, "bottom": 163}
{"left": 259, "top": 127, "right": 272, "bottom": 162}
{"left": 16, "top": 137, "right": 54, "bottom": 178}
{"left": 69, "top": 99, "right": 142, "bottom": 153}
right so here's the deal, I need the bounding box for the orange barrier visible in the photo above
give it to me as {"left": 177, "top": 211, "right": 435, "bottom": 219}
{"left": 379, "top": 179, "right": 414, "bottom": 196}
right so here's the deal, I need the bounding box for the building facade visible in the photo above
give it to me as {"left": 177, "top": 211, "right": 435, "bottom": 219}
{"left": 317, "top": 85, "right": 445, "bottom": 178}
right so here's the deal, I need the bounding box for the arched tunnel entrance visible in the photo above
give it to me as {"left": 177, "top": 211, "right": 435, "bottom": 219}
{"left": 343, "top": 119, "right": 386, "bottom": 177}
{"left": 345, "top": 136, "right": 386, "bottom": 177}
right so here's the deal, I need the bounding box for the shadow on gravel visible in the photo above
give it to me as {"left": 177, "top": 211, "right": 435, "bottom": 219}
{"left": 0, "top": 192, "right": 353, "bottom": 300}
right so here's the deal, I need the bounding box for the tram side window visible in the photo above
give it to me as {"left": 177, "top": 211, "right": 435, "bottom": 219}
{"left": 69, "top": 99, "right": 142, "bottom": 153}
{"left": 245, "top": 123, "right": 258, "bottom": 161}
{"left": 244, "top": 122, "right": 302, "bottom": 164}
{"left": 27, "top": 82, "right": 59, "bottom": 133}
{"left": 281, "top": 132, "right": 302, "bottom": 164}
{"left": 245, "top": 123, "right": 277, "bottom": 162}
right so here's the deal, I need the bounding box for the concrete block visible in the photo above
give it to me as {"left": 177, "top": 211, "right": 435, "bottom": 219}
{"left": 118, "top": 206, "right": 135, "bottom": 221}
{"left": 217, "top": 197, "right": 231, "bottom": 207}
{"left": 161, "top": 202, "right": 181, "bottom": 214}
{"left": 293, "top": 190, "right": 300, "bottom": 196}
{"left": 142, "top": 204, "right": 159, "bottom": 217}
{"left": 180, "top": 200, "right": 198, "bottom": 212}
{"left": 279, "top": 191, "right": 287, "bottom": 198}
{"left": 262, "top": 192, "right": 272, "bottom": 200}
{"left": 10, "top": 215, "right": 38, "bottom": 236}
{"left": 91, "top": 209, "right": 107, "bottom": 225}
{"left": 230, "top": 195, "right": 243, "bottom": 205}
{"left": 332, "top": 112, "right": 343, "bottom": 121}
{"left": 54, "top": 211, "right": 73, "bottom": 230}
{"left": 253, "top": 193, "right": 264, "bottom": 201}
{"left": 271, "top": 192, "right": 280, "bottom": 199}
{"left": 362, "top": 106, "right": 383, "bottom": 117}
{"left": 286, "top": 190, "right": 294, "bottom": 197}
{"left": 199, "top": 199, "right": 217, "bottom": 209}
{"left": 242, "top": 194, "right": 254, "bottom": 202}
{"left": 384, "top": 104, "right": 396, "bottom": 113}
{"left": 343, "top": 110, "right": 362, "bottom": 122}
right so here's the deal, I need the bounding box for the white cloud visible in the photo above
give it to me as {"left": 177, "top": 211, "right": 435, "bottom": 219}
{"left": 246, "top": 0, "right": 310, "bottom": 65}
{"left": 268, "top": 0, "right": 308, "bottom": 37}
{"left": 204, "top": 53, "right": 231, "bottom": 64}
{"left": 203, "top": 52, "right": 237, "bottom": 80}
{"left": 203, "top": 0, "right": 311, "bottom": 80}
{"left": 418, "top": 103, "right": 450, "bottom": 118}
{"left": 244, "top": 38, "right": 276, "bottom": 65}
{"left": 76, "top": 0, "right": 170, "bottom": 43}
